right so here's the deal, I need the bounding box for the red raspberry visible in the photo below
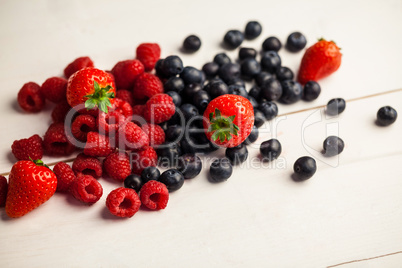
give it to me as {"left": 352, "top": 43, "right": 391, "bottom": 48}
{"left": 64, "top": 56, "right": 94, "bottom": 78}
{"left": 131, "top": 146, "right": 157, "bottom": 175}
{"left": 17, "top": 82, "right": 45, "bottom": 113}
{"left": 143, "top": 94, "right": 175, "bottom": 124}
{"left": 141, "top": 124, "right": 165, "bottom": 147}
{"left": 43, "top": 123, "right": 76, "bottom": 156}
{"left": 116, "top": 89, "right": 134, "bottom": 106}
{"left": 132, "top": 72, "right": 163, "bottom": 100}
{"left": 0, "top": 176, "right": 8, "bottom": 207}
{"left": 69, "top": 175, "right": 103, "bottom": 204}
{"left": 71, "top": 114, "right": 97, "bottom": 141}
{"left": 11, "top": 134, "right": 43, "bottom": 161}
{"left": 136, "top": 43, "right": 161, "bottom": 71}
{"left": 103, "top": 152, "right": 131, "bottom": 181}
{"left": 72, "top": 153, "right": 103, "bottom": 178}
{"left": 111, "top": 60, "right": 144, "bottom": 90}
{"left": 117, "top": 122, "right": 149, "bottom": 150}
{"left": 111, "top": 98, "right": 133, "bottom": 118}
{"left": 140, "top": 180, "right": 169, "bottom": 210}
{"left": 84, "top": 132, "right": 113, "bottom": 157}
{"left": 51, "top": 100, "right": 72, "bottom": 123}
{"left": 132, "top": 105, "right": 146, "bottom": 117}
{"left": 106, "top": 187, "right": 141, "bottom": 218}
{"left": 96, "top": 111, "right": 125, "bottom": 136}
{"left": 53, "top": 162, "right": 76, "bottom": 192}
{"left": 40, "top": 77, "right": 67, "bottom": 103}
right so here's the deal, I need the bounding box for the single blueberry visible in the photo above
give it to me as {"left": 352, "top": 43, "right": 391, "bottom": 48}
{"left": 159, "top": 169, "right": 184, "bottom": 192}
{"left": 286, "top": 32, "right": 307, "bottom": 52}
{"left": 213, "top": 53, "right": 232, "bottom": 66}
{"left": 205, "top": 80, "right": 229, "bottom": 99}
{"left": 261, "top": 78, "right": 283, "bottom": 101}
{"left": 293, "top": 156, "right": 317, "bottom": 181}
{"left": 218, "top": 63, "right": 241, "bottom": 84}
{"left": 262, "top": 37, "right": 282, "bottom": 52}
{"left": 141, "top": 166, "right": 161, "bottom": 184}
{"left": 161, "top": 55, "right": 184, "bottom": 77}
{"left": 255, "top": 72, "right": 274, "bottom": 87}
{"left": 239, "top": 47, "right": 257, "bottom": 61}
{"left": 180, "top": 66, "right": 204, "bottom": 85}
{"left": 228, "top": 85, "right": 248, "bottom": 98}
{"left": 193, "top": 90, "right": 210, "bottom": 112}
{"left": 177, "top": 154, "right": 202, "bottom": 179}
{"left": 244, "top": 125, "right": 259, "bottom": 144}
{"left": 183, "top": 35, "right": 202, "bottom": 52}
{"left": 280, "top": 80, "right": 303, "bottom": 104}
{"left": 223, "top": 30, "right": 244, "bottom": 49}
{"left": 124, "top": 174, "right": 142, "bottom": 192}
{"left": 166, "top": 91, "right": 182, "bottom": 107}
{"left": 323, "top": 136, "right": 345, "bottom": 156}
{"left": 226, "top": 144, "right": 248, "bottom": 165}
{"left": 253, "top": 109, "right": 265, "bottom": 128}
{"left": 245, "top": 21, "right": 262, "bottom": 40}
{"left": 260, "top": 139, "right": 282, "bottom": 161}
{"left": 209, "top": 158, "right": 233, "bottom": 182}
{"left": 202, "top": 62, "right": 220, "bottom": 78}
{"left": 261, "top": 51, "right": 281, "bottom": 73}
{"left": 377, "top": 106, "right": 398, "bottom": 126}
{"left": 303, "top": 81, "right": 321, "bottom": 101}
{"left": 326, "top": 98, "right": 346, "bottom": 116}
{"left": 241, "top": 58, "right": 261, "bottom": 80}
{"left": 164, "top": 77, "right": 185, "bottom": 93}
{"left": 276, "top": 67, "right": 294, "bottom": 81}
{"left": 258, "top": 101, "right": 278, "bottom": 120}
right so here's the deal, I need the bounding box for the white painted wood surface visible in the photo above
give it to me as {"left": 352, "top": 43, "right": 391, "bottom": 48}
{"left": 1, "top": 0, "right": 402, "bottom": 267}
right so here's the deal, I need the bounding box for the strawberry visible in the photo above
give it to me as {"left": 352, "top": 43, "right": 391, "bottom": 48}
{"left": 5, "top": 159, "right": 57, "bottom": 218}
{"left": 203, "top": 94, "right": 254, "bottom": 148}
{"left": 66, "top": 67, "right": 116, "bottom": 113}
{"left": 297, "top": 39, "right": 342, "bottom": 85}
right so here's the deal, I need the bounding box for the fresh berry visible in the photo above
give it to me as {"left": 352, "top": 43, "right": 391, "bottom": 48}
{"left": 156, "top": 142, "right": 182, "bottom": 167}
{"left": 276, "top": 67, "right": 294, "bottom": 81}
{"left": 53, "top": 162, "right": 76, "bottom": 192}
{"left": 218, "top": 63, "right": 241, "bottom": 84}
{"left": 323, "top": 136, "right": 345, "bottom": 156}
{"left": 111, "top": 60, "right": 144, "bottom": 90}
{"left": 154, "top": 58, "right": 167, "bottom": 79}
{"left": 239, "top": 47, "right": 257, "bottom": 61}
{"left": 111, "top": 98, "right": 133, "bottom": 118}
{"left": 177, "top": 154, "right": 202, "bottom": 179}
{"left": 158, "top": 169, "right": 184, "bottom": 192}
{"left": 193, "top": 90, "right": 210, "bottom": 112}
{"left": 72, "top": 153, "right": 103, "bottom": 178}
{"left": 118, "top": 122, "right": 149, "bottom": 150}
{"left": 116, "top": 89, "right": 134, "bottom": 106}
{"left": 161, "top": 55, "right": 184, "bottom": 77}
{"left": 71, "top": 114, "right": 97, "bottom": 141}
{"left": 143, "top": 94, "right": 175, "bottom": 124}
{"left": 141, "top": 124, "right": 165, "bottom": 147}
{"left": 203, "top": 94, "right": 254, "bottom": 148}
{"left": 132, "top": 72, "right": 164, "bottom": 100}
{"left": 164, "top": 77, "right": 185, "bottom": 93}
{"left": 67, "top": 67, "right": 116, "bottom": 113}
{"left": 286, "top": 32, "right": 307, "bottom": 52}
{"left": 261, "top": 51, "right": 281, "bottom": 73}
{"left": 260, "top": 139, "right": 282, "bottom": 161}
{"left": 209, "top": 158, "right": 233, "bottom": 182}
{"left": 240, "top": 58, "right": 261, "bottom": 80}
{"left": 205, "top": 80, "right": 229, "bottom": 99}
{"left": 225, "top": 144, "right": 248, "bottom": 165}
{"left": 303, "top": 81, "right": 321, "bottom": 101}
{"left": 84, "top": 132, "right": 113, "bottom": 157}
{"left": 124, "top": 174, "right": 143, "bottom": 192}
{"left": 6, "top": 160, "right": 57, "bottom": 218}
{"left": 69, "top": 175, "right": 103, "bottom": 204}
{"left": 101, "top": 152, "right": 130, "bottom": 181}
{"left": 0, "top": 176, "right": 8, "bottom": 207}
{"left": 96, "top": 111, "right": 125, "bottom": 136}
{"left": 280, "top": 80, "right": 303, "bottom": 104}
{"left": 223, "top": 30, "right": 244, "bottom": 49}
{"left": 214, "top": 53, "right": 231, "bottom": 66}
{"left": 131, "top": 146, "right": 158, "bottom": 175}
{"left": 40, "top": 77, "right": 68, "bottom": 103}
{"left": 244, "top": 21, "right": 262, "bottom": 40}
{"left": 141, "top": 166, "right": 160, "bottom": 184}
{"left": 106, "top": 187, "right": 141, "bottom": 218}
{"left": 11, "top": 134, "right": 43, "bottom": 161}
{"left": 140, "top": 180, "right": 169, "bottom": 210}
{"left": 293, "top": 156, "right": 317, "bottom": 181}
{"left": 17, "top": 82, "right": 45, "bottom": 113}
{"left": 166, "top": 91, "right": 182, "bottom": 107}
{"left": 326, "top": 98, "right": 346, "bottom": 116}
{"left": 136, "top": 43, "right": 161, "bottom": 71}
{"left": 262, "top": 36, "right": 282, "bottom": 52}
{"left": 255, "top": 72, "right": 274, "bottom": 87}
{"left": 165, "top": 125, "right": 184, "bottom": 142}
{"left": 64, "top": 56, "right": 94, "bottom": 78}
{"left": 260, "top": 78, "right": 283, "bottom": 101}
{"left": 51, "top": 100, "right": 72, "bottom": 123}
{"left": 180, "top": 66, "right": 204, "bottom": 85}
{"left": 183, "top": 35, "right": 202, "bottom": 52}
{"left": 43, "top": 123, "right": 76, "bottom": 156}
{"left": 248, "top": 86, "right": 261, "bottom": 99}
{"left": 298, "top": 39, "right": 342, "bottom": 85}
{"left": 132, "top": 104, "right": 146, "bottom": 117}
{"left": 244, "top": 125, "right": 259, "bottom": 144}
{"left": 253, "top": 110, "right": 265, "bottom": 128}
{"left": 181, "top": 103, "right": 199, "bottom": 122}
{"left": 202, "top": 62, "right": 219, "bottom": 78}
{"left": 258, "top": 101, "right": 278, "bottom": 120}
{"left": 377, "top": 106, "right": 398, "bottom": 126}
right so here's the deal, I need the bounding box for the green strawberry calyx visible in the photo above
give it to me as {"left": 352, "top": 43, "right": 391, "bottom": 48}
{"left": 207, "top": 108, "right": 239, "bottom": 143}
{"left": 84, "top": 81, "right": 115, "bottom": 113}
{"left": 29, "top": 157, "right": 51, "bottom": 170}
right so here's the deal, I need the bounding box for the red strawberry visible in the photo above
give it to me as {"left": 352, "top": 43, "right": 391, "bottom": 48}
{"left": 5, "top": 159, "right": 57, "bottom": 218}
{"left": 64, "top": 56, "right": 94, "bottom": 79}
{"left": 84, "top": 132, "right": 114, "bottom": 157}
{"left": 297, "top": 39, "right": 342, "bottom": 85}
{"left": 66, "top": 67, "right": 116, "bottom": 113}
{"left": 136, "top": 43, "right": 161, "bottom": 71}
{"left": 203, "top": 94, "right": 254, "bottom": 148}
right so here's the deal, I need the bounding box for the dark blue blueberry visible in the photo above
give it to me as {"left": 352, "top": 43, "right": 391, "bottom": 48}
{"left": 156, "top": 143, "right": 182, "bottom": 167}
{"left": 261, "top": 78, "right": 283, "bottom": 101}
{"left": 192, "top": 90, "right": 210, "bottom": 112}
{"left": 180, "top": 103, "right": 199, "bottom": 122}
{"left": 159, "top": 169, "right": 184, "bottom": 192}
{"left": 164, "top": 77, "right": 185, "bottom": 93}
{"left": 244, "top": 125, "right": 259, "bottom": 145}
{"left": 253, "top": 109, "right": 265, "bottom": 128}
{"left": 239, "top": 47, "right": 257, "bottom": 61}
{"left": 166, "top": 91, "right": 182, "bottom": 107}
{"left": 286, "top": 32, "right": 307, "bottom": 52}
{"left": 141, "top": 166, "right": 160, "bottom": 184}
{"left": 183, "top": 35, "right": 201, "bottom": 52}
{"left": 240, "top": 58, "right": 261, "bottom": 80}
{"left": 245, "top": 21, "right": 262, "bottom": 40}
{"left": 225, "top": 144, "right": 248, "bottom": 165}
{"left": 209, "top": 158, "right": 233, "bottom": 182}
{"left": 218, "top": 63, "right": 241, "bottom": 84}
{"left": 255, "top": 72, "right": 274, "bottom": 87}
{"left": 248, "top": 96, "right": 258, "bottom": 110}
{"left": 180, "top": 139, "right": 197, "bottom": 154}
{"left": 181, "top": 83, "right": 202, "bottom": 103}
{"left": 248, "top": 86, "right": 261, "bottom": 99}
{"left": 223, "top": 30, "right": 244, "bottom": 49}
{"left": 258, "top": 101, "right": 278, "bottom": 120}
{"left": 261, "top": 51, "right": 281, "bottom": 73}
{"left": 276, "top": 67, "right": 294, "bottom": 81}
{"left": 377, "top": 106, "right": 398, "bottom": 126}
{"left": 228, "top": 85, "right": 248, "bottom": 98}
{"left": 202, "top": 62, "right": 219, "bottom": 78}
{"left": 213, "top": 53, "right": 231, "bottom": 66}
{"left": 165, "top": 125, "right": 185, "bottom": 142}
{"left": 167, "top": 108, "right": 183, "bottom": 126}
{"left": 124, "top": 174, "right": 142, "bottom": 192}
{"left": 303, "top": 81, "right": 321, "bottom": 101}
{"left": 323, "top": 136, "right": 345, "bottom": 156}
{"left": 293, "top": 156, "right": 316, "bottom": 181}
{"left": 155, "top": 59, "right": 168, "bottom": 79}
{"left": 159, "top": 121, "right": 169, "bottom": 132}
{"left": 227, "top": 77, "right": 245, "bottom": 87}
{"left": 260, "top": 139, "right": 282, "bottom": 161}
{"left": 180, "top": 66, "right": 204, "bottom": 85}
{"left": 262, "top": 37, "right": 282, "bottom": 52}
{"left": 177, "top": 154, "right": 202, "bottom": 179}
{"left": 205, "top": 80, "right": 229, "bottom": 99}
{"left": 326, "top": 98, "right": 346, "bottom": 116}
{"left": 280, "top": 80, "right": 303, "bottom": 104}
{"left": 161, "top": 55, "right": 183, "bottom": 77}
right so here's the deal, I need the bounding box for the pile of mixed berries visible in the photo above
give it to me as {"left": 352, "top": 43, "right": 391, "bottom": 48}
{"left": 0, "top": 21, "right": 397, "bottom": 219}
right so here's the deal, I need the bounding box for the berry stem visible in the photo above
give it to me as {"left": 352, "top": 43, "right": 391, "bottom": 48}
{"left": 208, "top": 108, "right": 239, "bottom": 142}
{"left": 84, "top": 81, "right": 115, "bottom": 113}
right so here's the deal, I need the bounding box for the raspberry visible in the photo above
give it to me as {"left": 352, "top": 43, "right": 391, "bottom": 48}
{"left": 43, "top": 123, "right": 76, "bottom": 156}
{"left": 141, "top": 124, "right": 165, "bottom": 147}
{"left": 40, "top": 77, "right": 67, "bottom": 103}
{"left": 103, "top": 152, "right": 131, "bottom": 181}
{"left": 106, "top": 187, "right": 141, "bottom": 218}
{"left": 69, "top": 175, "right": 103, "bottom": 204}
{"left": 71, "top": 114, "right": 97, "bottom": 141}
{"left": 53, "top": 162, "right": 76, "bottom": 192}
{"left": 17, "top": 82, "right": 45, "bottom": 113}
{"left": 64, "top": 56, "right": 94, "bottom": 78}
{"left": 140, "top": 180, "right": 169, "bottom": 210}
{"left": 132, "top": 73, "right": 163, "bottom": 100}
{"left": 84, "top": 132, "right": 114, "bottom": 157}
{"left": 132, "top": 105, "right": 146, "bottom": 117}
{"left": 0, "top": 176, "right": 8, "bottom": 207}
{"left": 117, "top": 122, "right": 149, "bottom": 150}
{"left": 11, "top": 134, "right": 43, "bottom": 161}
{"left": 112, "top": 98, "right": 133, "bottom": 118}
{"left": 136, "top": 43, "right": 161, "bottom": 72}
{"left": 116, "top": 89, "right": 134, "bottom": 106}
{"left": 72, "top": 153, "right": 103, "bottom": 178}
{"left": 131, "top": 146, "right": 157, "bottom": 175}
{"left": 51, "top": 100, "right": 72, "bottom": 123}
{"left": 97, "top": 111, "right": 125, "bottom": 136}
{"left": 143, "top": 94, "right": 175, "bottom": 124}
{"left": 111, "top": 60, "right": 144, "bottom": 90}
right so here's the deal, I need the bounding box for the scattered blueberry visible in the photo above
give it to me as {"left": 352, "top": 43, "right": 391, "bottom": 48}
{"left": 262, "top": 36, "right": 282, "bottom": 52}
{"left": 276, "top": 67, "right": 294, "bottom": 81}
{"left": 323, "top": 136, "right": 345, "bottom": 156}
{"left": 248, "top": 86, "right": 261, "bottom": 99}
{"left": 202, "top": 62, "right": 220, "bottom": 78}
{"left": 213, "top": 53, "right": 231, "bottom": 66}
{"left": 326, "top": 98, "right": 346, "bottom": 116}
{"left": 293, "top": 156, "right": 317, "bottom": 181}
{"left": 141, "top": 166, "right": 161, "bottom": 184}
{"left": 167, "top": 108, "right": 183, "bottom": 126}
{"left": 223, "top": 30, "right": 244, "bottom": 49}
{"left": 240, "top": 58, "right": 261, "bottom": 80}
{"left": 209, "top": 158, "right": 233, "bottom": 182}
{"left": 180, "top": 139, "right": 197, "bottom": 154}
{"left": 193, "top": 90, "right": 210, "bottom": 112}
{"left": 155, "top": 58, "right": 167, "bottom": 79}
{"left": 165, "top": 125, "right": 184, "bottom": 142}
{"left": 181, "top": 83, "right": 202, "bottom": 102}
{"left": 180, "top": 103, "right": 199, "bottom": 122}
{"left": 286, "top": 32, "right": 307, "bottom": 52}
{"left": 166, "top": 91, "right": 182, "bottom": 107}
{"left": 260, "top": 78, "right": 283, "bottom": 101}
{"left": 244, "top": 125, "right": 259, "bottom": 144}
{"left": 229, "top": 85, "right": 248, "bottom": 98}
{"left": 258, "top": 101, "right": 278, "bottom": 120}
{"left": 180, "top": 66, "right": 204, "bottom": 85}
{"left": 161, "top": 55, "right": 184, "bottom": 77}
{"left": 261, "top": 51, "right": 281, "bottom": 73}
{"left": 245, "top": 21, "right": 262, "bottom": 40}
{"left": 205, "top": 80, "right": 229, "bottom": 99}
{"left": 239, "top": 47, "right": 257, "bottom": 61}
{"left": 377, "top": 106, "right": 398, "bottom": 126}
{"left": 254, "top": 109, "right": 265, "bottom": 128}
{"left": 248, "top": 96, "right": 258, "bottom": 109}
{"left": 177, "top": 154, "right": 202, "bottom": 179}
{"left": 303, "top": 81, "right": 321, "bottom": 101}
{"left": 124, "top": 174, "right": 142, "bottom": 192}
{"left": 164, "top": 77, "right": 185, "bottom": 93}
{"left": 183, "top": 35, "right": 201, "bottom": 52}
{"left": 218, "top": 63, "right": 241, "bottom": 84}
{"left": 156, "top": 142, "right": 182, "bottom": 167}
{"left": 255, "top": 72, "right": 274, "bottom": 87}
{"left": 225, "top": 144, "right": 248, "bottom": 165}
{"left": 159, "top": 169, "right": 185, "bottom": 192}
{"left": 227, "top": 77, "right": 245, "bottom": 87}
{"left": 260, "top": 139, "right": 282, "bottom": 161}
{"left": 280, "top": 80, "right": 303, "bottom": 104}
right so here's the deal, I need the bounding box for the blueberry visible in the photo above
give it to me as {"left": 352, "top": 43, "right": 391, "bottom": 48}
{"left": 166, "top": 91, "right": 182, "bottom": 107}
{"left": 280, "top": 80, "right": 303, "bottom": 104}
{"left": 183, "top": 35, "right": 201, "bottom": 52}
{"left": 326, "top": 98, "right": 346, "bottom": 116}
{"left": 156, "top": 143, "right": 182, "bottom": 167}
{"left": 180, "top": 139, "right": 197, "bottom": 154}
{"left": 165, "top": 125, "right": 185, "bottom": 142}
{"left": 180, "top": 103, "right": 199, "bottom": 122}
{"left": 159, "top": 169, "right": 184, "bottom": 192}
{"left": 227, "top": 77, "right": 245, "bottom": 87}
{"left": 209, "top": 158, "right": 233, "bottom": 182}
{"left": 254, "top": 109, "right": 265, "bottom": 128}
{"left": 244, "top": 125, "right": 259, "bottom": 144}
{"left": 181, "top": 83, "right": 202, "bottom": 103}
{"left": 141, "top": 166, "right": 161, "bottom": 184}
{"left": 286, "top": 32, "right": 307, "bottom": 52}
{"left": 240, "top": 58, "right": 261, "bottom": 80}
{"left": 248, "top": 96, "right": 258, "bottom": 110}
{"left": 260, "top": 78, "right": 283, "bottom": 101}
{"left": 180, "top": 66, "right": 204, "bottom": 85}
{"left": 261, "top": 51, "right": 281, "bottom": 73}
{"left": 377, "top": 106, "right": 398, "bottom": 126}
{"left": 293, "top": 156, "right": 316, "bottom": 181}
{"left": 323, "top": 136, "right": 344, "bottom": 156}
{"left": 205, "top": 80, "right": 229, "bottom": 99}
{"left": 260, "top": 139, "right": 282, "bottom": 161}
{"left": 193, "top": 90, "right": 210, "bottom": 112}
{"left": 177, "top": 154, "right": 202, "bottom": 179}
{"left": 164, "top": 77, "right": 185, "bottom": 93}
{"left": 258, "top": 101, "right": 278, "bottom": 120}
{"left": 167, "top": 108, "right": 183, "bottom": 126}
{"left": 248, "top": 86, "right": 261, "bottom": 99}
{"left": 223, "top": 30, "right": 244, "bottom": 49}
{"left": 161, "top": 55, "right": 184, "bottom": 77}
{"left": 229, "top": 85, "right": 248, "bottom": 98}
{"left": 276, "top": 67, "right": 294, "bottom": 81}
{"left": 213, "top": 53, "right": 231, "bottom": 66}
{"left": 262, "top": 37, "right": 282, "bottom": 52}
{"left": 245, "top": 21, "right": 262, "bottom": 40}
{"left": 218, "top": 63, "right": 241, "bottom": 84}
{"left": 202, "top": 62, "right": 220, "bottom": 78}
{"left": 303, "top": 81, "right": 321, "bottom": 101}
{"left": 159, "top": 121, "right": 169, "bottom": 132}
{"left": 225, "top": 144, "right": 248, "bottom": 165}
{"left": 239, "top": 47, "right": 257, "bottom": 61}
{"left": 124, "top": 174, "right": 142, "bottom": 192}
{"left": 255, "top": 72, "right": 274, "bottom": 87}
{"left": 155, "top": 59, "right": 167, "bottom": 79}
